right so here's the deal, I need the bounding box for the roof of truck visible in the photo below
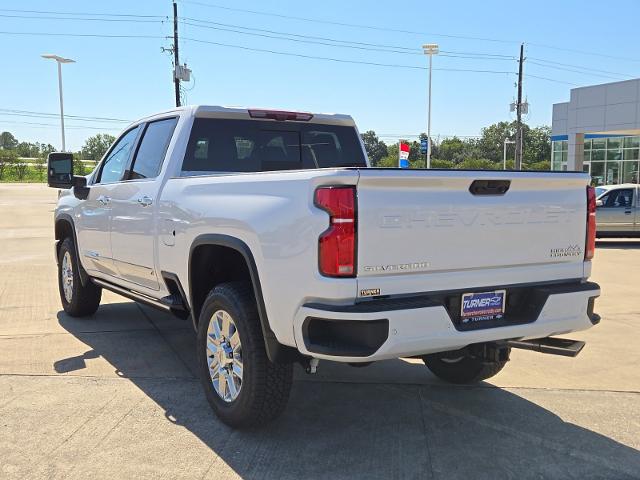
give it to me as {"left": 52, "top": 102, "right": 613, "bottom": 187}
{"left": 134, "top": 105, "right": 356, "bottom": 127}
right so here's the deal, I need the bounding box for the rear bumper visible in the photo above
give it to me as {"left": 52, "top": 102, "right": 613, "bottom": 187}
{"left": 293, "top": 281, "right": 601, "bottom": 362}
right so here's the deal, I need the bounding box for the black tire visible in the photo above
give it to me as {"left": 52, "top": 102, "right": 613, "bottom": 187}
{"left": 196, "top": 282, "right": 293, "bottom": 428}
{"left": 422, "top": 348, "right": 510, "bottom": 384}
{"left": 57, "top": 237, "right": 102, "bottom": 317}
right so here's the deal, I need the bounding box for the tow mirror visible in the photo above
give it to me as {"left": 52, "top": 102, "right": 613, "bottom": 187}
{"left": 595, "top": 199, "right": 603, "bottom": 208}
{"left": 47, "top": 153, "right": 74, "bottom": 188}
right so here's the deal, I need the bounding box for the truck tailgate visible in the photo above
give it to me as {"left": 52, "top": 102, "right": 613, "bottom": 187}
{"left": 355, "top": 169, "right": 589, "bottom": 294}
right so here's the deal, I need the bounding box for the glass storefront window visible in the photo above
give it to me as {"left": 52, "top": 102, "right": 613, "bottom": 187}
{"left": 592, "top": 149, "right": 605, "bottom": 161}
{"left": 584, "top": 139, "right": 592, "bottom": 150}
{"left": 592, "top": 138, "right": 606, "bottom": 149}
{"left": 590, "top": 161, "right": 605, "bottom": 186}
{"left": 607, "top": 149, "right": 623, "bottom": 161}
{"left": 605, "top": 161, "right": 621, "bottom": 184}
{"left": 584, "top": 150, "right": 591, "bottom": 162}
{"left": 607, "top": 138, "right": 622, "bottom": 149}
{"left": 622, "top": 161, "right": 639, "bottom": 183}
{"left": 624, "top": 137, "right": 640, "bottom": 148}
{"left": 624, "top": 148, "right": 639, "bottom": 160}
{"left": 552, "top": 141, "right": 562, "bottom": 152}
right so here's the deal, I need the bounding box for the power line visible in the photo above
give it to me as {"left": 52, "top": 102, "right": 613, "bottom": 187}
{"left": 0, "top": 109, "right": 131, "bottom": 123}
{"left": 0, "top": 32, "right": 573, "bottom": 85}
{"left": 527, "top": 60, "right": 629, "bottom": 81}
{"left": 0, "top": 30, "right": 166, "bottom": 40}
{"left": 0, "top": 13, "right": 164, "bottom": 23}
{"left": 182, "top": 17, "right": 421, "bottom": 52}
{"left": 0, "top": 119, "right": 122, "bottom": 131}
{"left": 181, "top": 1, "right": 640, "bottom": 66}
{"left": 181, "top": 19, "right": 517, "bottom": 61}
{"left": 0, "top": 8, "right": 166, "bottom": 18}
{"left": 179, "top": 0, "right": 518, "bottom": 45}
{"left": 527, "top": 57, "right": 634, "bottom": 79}
{"left": 526, "top": 74, "right": 578, "bottom": 86}
{"left": 182, "top": 36, "right": 517, "bottom": 74}
{"left": 528, "top": 42, "right": 640, "bottom": 64}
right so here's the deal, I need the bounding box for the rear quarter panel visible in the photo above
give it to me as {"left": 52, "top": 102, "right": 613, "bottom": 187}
{"left": 158, "top": 169, "right": 360, "bottom": 347}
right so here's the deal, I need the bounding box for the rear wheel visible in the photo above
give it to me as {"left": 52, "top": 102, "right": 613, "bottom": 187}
{"left": 422, "top": 347, "right": 510, "bottom": 384}
{"left": 197, "top": 282, "right": 293, "bottom": 428}
{"left": 57, "top": 237, "right": 102, "bottom": 317}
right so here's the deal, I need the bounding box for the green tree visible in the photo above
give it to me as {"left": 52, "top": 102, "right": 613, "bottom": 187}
{"left": 13, "top": 156, "right": 29, "bottom": 180}
{"left": 524, "top": 126, "right": 551, "bottom": 164}
{"left": 0, "top": 149, "right": 18, "bottom": 179}
{"left": 437, "top": 136, "right": 480, "bottom": 164}
{"left": 34, "top": 156, "right": 47, "bottom": 180}
{"left": 476, "top": 121, "right": 551, "bottom": 167}
{"left": 0, "top": 131, "right": 18, "bottom": 150}
{"left": 81, "top": 133, "right": 116, "bottom": 161}
{"left": 458, "top": 158, "right": 499, "bottom": 170}
{"left": 39, "top": 143, "right": 56, "bottom": 157}
{"left": 477, "top": 121, "right": 516, "bottom": 162}
{"left": 430, "top": 158, "right": 455, "bottom": 169}
{"left": 360, "top": 131, "right": 388, "bottom": 166}
{"left": 16, "top": 142, "right": 40, "bottom": 158}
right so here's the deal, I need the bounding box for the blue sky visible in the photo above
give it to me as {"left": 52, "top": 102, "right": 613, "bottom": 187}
{"left": 2, "top": 0, "right": 640, "bottom": 151}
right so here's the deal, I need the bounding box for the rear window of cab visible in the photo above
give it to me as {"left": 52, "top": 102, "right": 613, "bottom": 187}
{"left": 181, "top": 118, "right": 367, "bottom": 174}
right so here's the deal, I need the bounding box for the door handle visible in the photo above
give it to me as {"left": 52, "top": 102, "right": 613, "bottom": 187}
{"left": 97, "top": 195, "right": 111, "bottom": 206}
{"left": 137, "top": 195, "right": 153, "bottom": 207}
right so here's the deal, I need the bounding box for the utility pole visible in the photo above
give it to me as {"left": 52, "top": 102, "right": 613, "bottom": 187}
{"left": 514, "top": 43, "right": 524, "bottom": 170}
{"left": 173, "top": 1, "right": 180, "bottom": 107}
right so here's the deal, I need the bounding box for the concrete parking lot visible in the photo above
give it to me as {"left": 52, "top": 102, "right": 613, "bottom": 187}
{"left": 1, "top": 183, "right": 639, "bottom": 479}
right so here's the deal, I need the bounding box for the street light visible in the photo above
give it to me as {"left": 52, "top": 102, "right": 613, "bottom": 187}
{"left": 503, "top": 139, "right": 516, "bottom": 170}
{"left": 41, "top": 54, "right": 75, "bottom": 152}
{"left": 422, "top": 43, "right": 439, "bottom": 169}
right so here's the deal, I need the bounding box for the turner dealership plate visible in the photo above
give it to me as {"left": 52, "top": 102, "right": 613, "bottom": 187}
{"left": 460, "top": 290, "right": 506, "bottom": 323}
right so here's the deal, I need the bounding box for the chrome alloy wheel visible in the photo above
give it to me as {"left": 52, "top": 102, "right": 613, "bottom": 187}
{"left": 61, "top": 251, "right": 74, "bottom": 303}
{"left": 206, "top": 309, "right": 243, "bottom": 402}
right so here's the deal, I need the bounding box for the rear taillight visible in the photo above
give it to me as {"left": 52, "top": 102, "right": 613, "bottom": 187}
{"left": 314, "top": 186, "right": 356, "bottom": 277}
{"left": 585, "top": 186, "right": 596, "bottom": 260}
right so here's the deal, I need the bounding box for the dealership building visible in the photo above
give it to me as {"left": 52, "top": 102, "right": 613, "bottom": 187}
{"left": 551, "top": 78, "right": 640, "bottom": 185}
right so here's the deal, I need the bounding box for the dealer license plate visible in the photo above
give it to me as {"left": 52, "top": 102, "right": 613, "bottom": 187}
{"left": 460, "top": 290, "right": 506, "bottom": 323}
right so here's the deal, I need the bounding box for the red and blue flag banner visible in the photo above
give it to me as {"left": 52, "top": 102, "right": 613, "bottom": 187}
{"left": 399, "top": 141, "right": 410, "bottom": 168}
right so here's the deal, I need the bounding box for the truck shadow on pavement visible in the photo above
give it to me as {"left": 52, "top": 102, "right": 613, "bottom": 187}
{"left": 55, "top": 306, "right": 640, "bottom": 480}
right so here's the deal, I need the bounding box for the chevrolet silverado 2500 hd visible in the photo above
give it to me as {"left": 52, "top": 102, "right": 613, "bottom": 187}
{"left": 48, "top": 106, "right": 601, "bottom": 428}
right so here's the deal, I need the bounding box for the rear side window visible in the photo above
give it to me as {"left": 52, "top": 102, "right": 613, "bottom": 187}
{"left": 181, "top": 119, "right": 366, "bottom": 174}
{"left": 129, "top": 117, "right": 178, "bottom": 180}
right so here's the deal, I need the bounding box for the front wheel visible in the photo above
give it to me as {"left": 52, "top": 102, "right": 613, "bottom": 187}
{"left": 422, "top": 347, "right": 510, "bottom": 384}
{"left": 196, "top": 282, "right": 293, "bottom": 428}
{"left": 57, "top": 237, "right": 102, "bottom": 317}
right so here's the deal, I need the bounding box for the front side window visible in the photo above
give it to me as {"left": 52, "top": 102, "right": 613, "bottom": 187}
{"left": 601, "top": 189, "right": 634, "bottom": 208}
{"left": 130, "top": 118, "right": 178, "bottom": 180}
{"left": 97, "top": 127, "right": 140, "bottom": 184}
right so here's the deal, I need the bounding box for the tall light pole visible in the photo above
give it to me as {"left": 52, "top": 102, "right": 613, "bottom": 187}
{"left": 422, "top": 44, "right": 439, "bottom": 169}
{"left": 41, "top": 54, "right": 75, "bottom": 152}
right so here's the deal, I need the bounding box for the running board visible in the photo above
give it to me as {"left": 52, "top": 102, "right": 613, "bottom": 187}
{"left": 91, "top": 278, "right": 171, "bottom": 313}
{"left": 505, "top": 337, "right": 585, "bottom": 357}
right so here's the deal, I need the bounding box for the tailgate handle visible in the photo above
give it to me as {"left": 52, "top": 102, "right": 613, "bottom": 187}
{"left": 469, "top": 179, "right": 510, "bottom": 196}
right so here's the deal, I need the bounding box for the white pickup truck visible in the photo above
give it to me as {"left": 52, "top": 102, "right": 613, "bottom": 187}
{"left": 48, "top": 106, "right": 601, "bottom": 428}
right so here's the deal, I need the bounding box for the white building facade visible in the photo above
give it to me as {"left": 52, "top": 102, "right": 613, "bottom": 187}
{"left": 551, "top": 79, "right": 640, "bottom": 185}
